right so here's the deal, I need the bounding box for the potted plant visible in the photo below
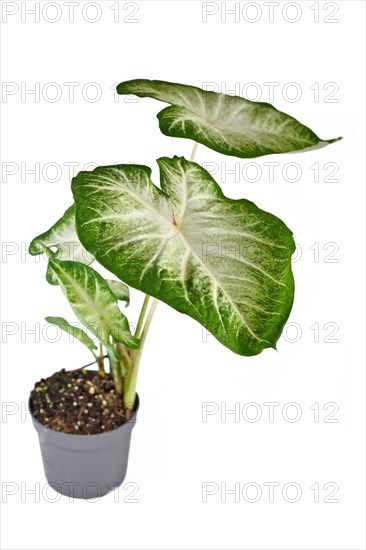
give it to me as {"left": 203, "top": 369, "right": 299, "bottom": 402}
{"left": 29, "top": 79, "right": 341, "bottom": 499}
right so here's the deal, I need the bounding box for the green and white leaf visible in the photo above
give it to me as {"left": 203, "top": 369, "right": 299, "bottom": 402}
{"left": 48, "top": 259, "right": 140, "bottom": 360}
{"left": 117, "top": 79, "right": 341, "bottom": 159}
{"left": 45, "top": 316, "right": 97, "bottom": 353}
{"left": 106, "top": 280, "right": 130, "bottom": 305}
{"left": 72, "top": 157, "right": 295, "bottom": 356}
{"left": 29, "top": 204, "right": 94, "bottom": 284}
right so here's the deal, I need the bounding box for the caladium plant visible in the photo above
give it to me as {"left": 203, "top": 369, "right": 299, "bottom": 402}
{"left": 29, "top": 79, "right": 341, "bottom": 413}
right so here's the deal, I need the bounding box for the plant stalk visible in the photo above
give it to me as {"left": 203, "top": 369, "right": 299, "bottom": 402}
{"left": 116, "top": 342, "right": 132, "bottom": 371}
{"left": 123, "top": 298, "right": 159, "bottom": 410}
{"left": 97, "top": 343, "right": 106, "bottom": 377}
{"left": 190, "top": 141, "right": 199, "bottom": 161}
{"left": 134, "top": 294, "right": 151, "bottom": 338}
{"left": 111, "top": 360, "right": 123, "bottom": 394}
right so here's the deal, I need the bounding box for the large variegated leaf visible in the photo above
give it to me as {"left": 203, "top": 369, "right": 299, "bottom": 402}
{"left": 45, "top": 316, "right": 97, "bottom": 353}
{"left": 117, "top": 79, "right": 341, "bottom": 159}
{"left": 29, "top": 205, "right": 94, "bottom": 284}
{"left": 48, "top": 259, "right": 140, "bottom": 357}
{"left": 72, "top": 157, "right": 295, "bottom": 356}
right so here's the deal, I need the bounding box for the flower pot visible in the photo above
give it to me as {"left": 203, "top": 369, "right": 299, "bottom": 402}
{"left": 30, "top": 394, "right": 139, "bottom": 499}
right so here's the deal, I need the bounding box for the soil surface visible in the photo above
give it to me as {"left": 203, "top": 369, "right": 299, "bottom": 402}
{"left": 30, "top": 369, "right": 132, "bottom": 435}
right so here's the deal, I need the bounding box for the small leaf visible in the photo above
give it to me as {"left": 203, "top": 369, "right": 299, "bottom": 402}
{"left": 117, "top": 79, "right": 341, "bottom": 159}
{"left": 29, "top": 204, "right": 94, "bottom": 284}
{"left": 48, "top": 259, "right": 140, "bottom": 354}
{"left": 106, "top": 280, "right": 130, "bottom": 305}
{"left": 72, "top": 157, "right": 295, "bottom": 356}
{"left": 45, "top": 316, "right": 97, "bottom": 353}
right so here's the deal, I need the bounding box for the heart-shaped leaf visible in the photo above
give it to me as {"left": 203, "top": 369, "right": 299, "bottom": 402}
{"left": 29, "top": 205, "right": 94, "bottom": 284}
{"left": 45, "top": 316, "right": 97, "bottom": 353}
{"left": 48, "top": 259, "right": 140, "bottom": 355}
{"left": 117, "top": 79, "right": 341, "bottom": 159}
{"left": 72, "top": 157, "right": 295, "bottom": 356}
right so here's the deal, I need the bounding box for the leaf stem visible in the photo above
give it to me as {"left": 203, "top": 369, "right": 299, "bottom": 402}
{"left": 116, "top": 342, "right": 132, "bottom": 371}
{"left": 110, "top": 359, "right": 123, "bottom": 394}
{"left": 123, "top": 298, "right": 159, "bottom": 410}
{"left": 190, "top": 142, "right": 199, "bottom": 161}
{"left": 134, "top": 294, "right": 151, "bottom": 338}
{"left": 97, "top": 343, "right": 106, "bottom": 377}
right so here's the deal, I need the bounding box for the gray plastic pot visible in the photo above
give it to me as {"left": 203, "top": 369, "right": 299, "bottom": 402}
{"left": 30, "top": 395, "right": 139, "bottom": 499}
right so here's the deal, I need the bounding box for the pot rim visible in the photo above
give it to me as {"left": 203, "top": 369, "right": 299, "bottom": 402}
{"left": 29, "top": 393, "right": 140, "bottom": 440}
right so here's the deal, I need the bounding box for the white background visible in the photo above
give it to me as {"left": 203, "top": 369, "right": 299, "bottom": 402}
{"left": 1, "top": 1, "right": 365, "bottom": 549}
